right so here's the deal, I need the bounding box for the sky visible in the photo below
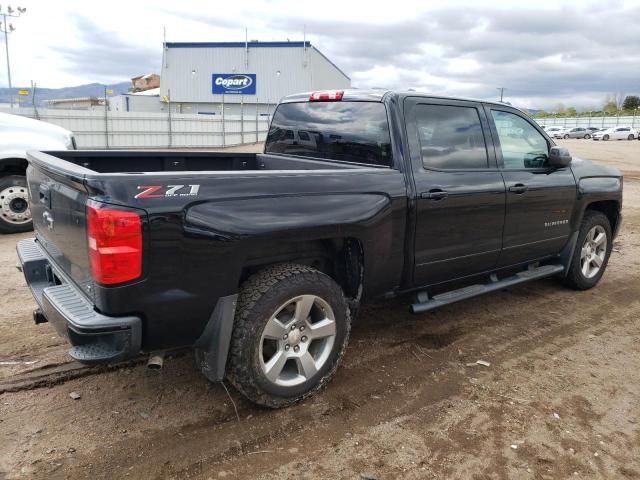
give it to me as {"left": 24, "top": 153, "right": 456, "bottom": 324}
{"left": 1, "top": 0, "right": 639, "bottom": 110}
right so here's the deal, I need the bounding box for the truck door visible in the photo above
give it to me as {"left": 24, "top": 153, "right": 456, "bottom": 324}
{"left": 486, "top": 107, "right": 577, "bottom": 266}
{"left": 405, "top": 98, "right": 506, "bottom": 286}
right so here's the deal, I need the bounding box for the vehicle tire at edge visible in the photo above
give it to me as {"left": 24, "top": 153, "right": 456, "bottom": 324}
{"left": 628, "top": 134, "right": 634, "bottom": 141}
{"left": 562, "top": 211, "right": 612, "bottom": 290}
{"left": 0, "top": 175, "right": 33, "bottom": 234}
{"left": 603, "top": 134, "right": 610, "bottom": 141}
{"left": 226, "top": 263, "right": 351, "bottom": 408}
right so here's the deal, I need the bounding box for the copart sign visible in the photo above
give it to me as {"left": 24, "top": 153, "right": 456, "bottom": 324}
{"left": 212, "top": 73, "right": 256, "bottom": 95}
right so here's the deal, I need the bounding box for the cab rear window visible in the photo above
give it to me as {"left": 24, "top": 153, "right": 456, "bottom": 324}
{"left": 265, "top": 101, "right": 392, "bottom": 167}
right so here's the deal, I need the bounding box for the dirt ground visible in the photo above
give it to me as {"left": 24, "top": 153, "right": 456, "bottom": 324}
{"left": 1, "top": 141, "right": 639, "bottom": 479}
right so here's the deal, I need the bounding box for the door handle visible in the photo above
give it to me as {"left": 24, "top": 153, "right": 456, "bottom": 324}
{"left": 421, "top": 189, "right": 449, "bottom": 200}
{"left": 508, "top": 184, "right": 528, "bottom": 194}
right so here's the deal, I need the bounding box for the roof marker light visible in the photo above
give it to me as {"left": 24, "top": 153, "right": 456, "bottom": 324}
{"left": 309, "top": 90, "right": 344, "bottom": 102}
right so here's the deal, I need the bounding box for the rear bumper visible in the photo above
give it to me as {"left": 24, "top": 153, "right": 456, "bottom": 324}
{"left": 16, "top": 238, "right": 142, "bottom": 364}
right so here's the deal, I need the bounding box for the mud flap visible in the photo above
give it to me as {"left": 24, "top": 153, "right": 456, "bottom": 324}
{"left": 194, "top": 294, "right": 238, "bottom": 382}
{"left": 558, "top": 231, "right": 579, "bottom": 278}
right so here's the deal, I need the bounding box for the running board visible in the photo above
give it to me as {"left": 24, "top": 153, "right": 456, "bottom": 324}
{"left": 411, "top": 264, "right": 565, "bottom": 314}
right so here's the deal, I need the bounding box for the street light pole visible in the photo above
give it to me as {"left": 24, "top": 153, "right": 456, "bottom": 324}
{"left": 0, "top": 5, "right": 27, "bottom": 109}
{"left": 497, "top": 87, "right": 506, "bottom": 103}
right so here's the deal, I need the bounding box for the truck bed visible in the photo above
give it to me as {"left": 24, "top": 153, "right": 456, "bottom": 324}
{"left": 41, "top": 150, "right": 369, "bottom": 174}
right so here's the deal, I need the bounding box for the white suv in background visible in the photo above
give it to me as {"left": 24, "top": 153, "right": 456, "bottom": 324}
{"left": 592, "top": 126, "right": 637, "bottom": 141}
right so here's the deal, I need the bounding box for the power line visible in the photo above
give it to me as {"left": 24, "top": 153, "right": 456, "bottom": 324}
{"left": 0, "top": 4, "right": 27, "bottom": 109}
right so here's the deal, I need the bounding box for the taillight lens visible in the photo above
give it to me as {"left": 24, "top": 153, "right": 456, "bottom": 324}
{"left": 309, "top": 90, "right": 344, "bottom": 102}
{"left": 87, "top": 203, "right": 142, "bottom": 285}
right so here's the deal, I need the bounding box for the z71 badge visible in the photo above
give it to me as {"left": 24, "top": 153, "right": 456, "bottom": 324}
{"left": 135, "top": 185, "right": 201, "bottom": 199}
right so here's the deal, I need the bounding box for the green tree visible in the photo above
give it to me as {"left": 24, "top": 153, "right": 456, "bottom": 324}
{"left": 566, "top": 107, "right": 577, "bottom": 116}
{"left": 622, "top": 95, "right": 640, "bottom": 110}
{"left": 603, "top": 101, "right": 618, "bottom": 113}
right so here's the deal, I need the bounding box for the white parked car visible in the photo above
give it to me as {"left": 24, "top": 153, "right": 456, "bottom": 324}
{"left": 592, "top": 126, "right": 637, "bottom": 141}
{"left": 545, "top": 126, "right": 566, "bottom": 138}
{"left": 0, "top": 112, "right": 75, "bottom": 233}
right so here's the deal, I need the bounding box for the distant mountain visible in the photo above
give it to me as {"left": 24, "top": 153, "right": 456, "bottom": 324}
{"left": 0, "top": 81, "right": 131, "bottom": 107}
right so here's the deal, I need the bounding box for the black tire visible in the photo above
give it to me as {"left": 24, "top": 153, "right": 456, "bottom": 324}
{"left": 584, "top": 134, "right": 590, "bottom": 139}
{"left": 226, "top": 263, "right": 351, "bottom": 408}
{"left": 564, "top": 134, "right": 570, "bottom": 139}
{"left": 0, "top": 175, "right": 32, "bottom": 234}
{"left": 562, "top": 211, "right": 612, "bottom": 290}
{"left": 603, "top": 134, "right": 610, "bottom": 141}
{"left": 628, "top": 134, "right": 634, "bottom": 141}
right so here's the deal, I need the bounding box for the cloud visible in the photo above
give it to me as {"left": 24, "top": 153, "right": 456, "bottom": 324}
{"left": 12, "top": 0, "right": 639, "bottom": 110}
{"left": 272, "top": 3, "right": 640, "bottom": 109}
{"left": 54, "top": 14, "right": 160, "bottom": 83}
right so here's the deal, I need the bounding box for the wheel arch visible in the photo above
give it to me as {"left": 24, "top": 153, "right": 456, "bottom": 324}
{"left": 585, "top": 200, "right": 621, "bottom": 236}
{"left": 238, "top": 237, "right": 365, "bottom": 309}
{"left": 0, "top": 157, "right": 28, "bottom": 176}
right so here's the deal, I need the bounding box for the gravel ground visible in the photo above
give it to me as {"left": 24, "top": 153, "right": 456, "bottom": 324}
{"left": 0, "top": 141, "right": 639, "bottom": 479}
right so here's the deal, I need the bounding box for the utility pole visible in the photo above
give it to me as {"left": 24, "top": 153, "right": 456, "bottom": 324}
{"left": 30, "top": 79, "right": 38, "bottom": 119}
{"left": 0, "top": 5, "right": 26, "bottom": 109}
{"left": 104, "top": 86, "right": 109, "bottom": 149}
{"left": 497, "top": 87, "right": 506, "bottom": 103}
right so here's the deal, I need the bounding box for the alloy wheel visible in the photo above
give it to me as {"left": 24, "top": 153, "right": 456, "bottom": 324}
{"left": 259, "top": 294, "right": 336, "bottom": 387}
{"left": 580, "top": 225, "right": 607, "bottom": 279}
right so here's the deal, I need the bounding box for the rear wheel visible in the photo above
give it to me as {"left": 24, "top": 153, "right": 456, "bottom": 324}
{"left": 226, "top": 263, "right": 351, "bottom": 408}
{"left": 0, "top": 175, "right": 32, "bottom": 234}
{"left": 562, "top": 211, "right": 612, "bottom": 290}
{"left": 584, "top": 134, "right": 591, "bottom": 139}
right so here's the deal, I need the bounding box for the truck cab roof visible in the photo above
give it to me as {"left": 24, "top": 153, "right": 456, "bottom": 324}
{"left": 279, "top": 89, "right": 511, "bottom": 109}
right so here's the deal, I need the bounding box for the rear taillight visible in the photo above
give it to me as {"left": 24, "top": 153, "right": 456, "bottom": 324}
{"left": 309, "top": 90, "right": 344, "bottom": 102}
{"left": 87, "top": 203, "right": 142, "bottom": 285}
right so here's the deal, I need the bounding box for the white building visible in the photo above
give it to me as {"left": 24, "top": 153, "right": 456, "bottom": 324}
{"left": 156, "top": 40, "right": 350, "bottom": 116}
{"left": 111, "top": 88, "right": 164, "bottom": 113}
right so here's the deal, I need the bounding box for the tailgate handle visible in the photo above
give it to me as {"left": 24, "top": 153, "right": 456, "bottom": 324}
{"left": 39, "top": 184, "right": 51, "bottom": 208}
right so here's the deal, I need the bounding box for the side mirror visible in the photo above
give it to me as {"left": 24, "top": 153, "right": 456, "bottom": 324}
{"left": 549, "top": 146, "right": 572, "bottom": 168}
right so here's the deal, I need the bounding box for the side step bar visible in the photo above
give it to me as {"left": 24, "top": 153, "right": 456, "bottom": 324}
{"left": 411, "top": 264, "right": 564, "bottom": 314}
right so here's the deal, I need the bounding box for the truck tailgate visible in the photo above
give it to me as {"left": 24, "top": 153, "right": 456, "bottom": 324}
{"left": 26, "top": 161, "right": 94, "bottom": 297}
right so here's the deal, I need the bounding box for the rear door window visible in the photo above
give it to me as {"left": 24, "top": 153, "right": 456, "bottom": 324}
{"left": 265, "top": 101, "right": 392, "bottom": 166}
{"left": 414, "top": 104, "right": 489, "bottom": 170}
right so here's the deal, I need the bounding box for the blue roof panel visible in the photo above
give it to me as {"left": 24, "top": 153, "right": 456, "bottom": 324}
{"left": 165, "top": 41, "right": 311, "bottom": 48}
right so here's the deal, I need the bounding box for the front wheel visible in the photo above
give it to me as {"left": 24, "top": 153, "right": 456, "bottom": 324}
{"left": 564, "top": 134, "right": 570, "bottom": 139}
{"left": 584, "top": 134, "right": 591, "bottom": 139}
{"left": 0, "top": 175, "right": 32, "bottom": 234}
{"left": 628, "top": 134, "right": 634, "bottom": 141}
{"left": 226, "top": 263, "right": 351, "bottom": 408}
{"left": 562, "top": 211, "right": 612, "bottom": 290}
{"left": 603, "top": 134, "right": 610, "bottom": 141}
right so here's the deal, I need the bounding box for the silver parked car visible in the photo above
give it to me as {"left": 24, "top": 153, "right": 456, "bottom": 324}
{"left": 0, "top": 112, "right": 75, "bottom": 233}
{"left": 559, "top": 127, "right": 592, "bottom": 139}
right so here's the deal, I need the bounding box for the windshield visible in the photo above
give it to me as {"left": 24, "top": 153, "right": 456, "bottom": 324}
{"left": 265, "top": 101, "right": 392, "bottom": 167}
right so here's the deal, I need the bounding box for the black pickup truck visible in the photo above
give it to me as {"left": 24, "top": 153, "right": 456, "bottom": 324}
{"left": 17, "top": 90, "right": 622, "bottom": 407}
